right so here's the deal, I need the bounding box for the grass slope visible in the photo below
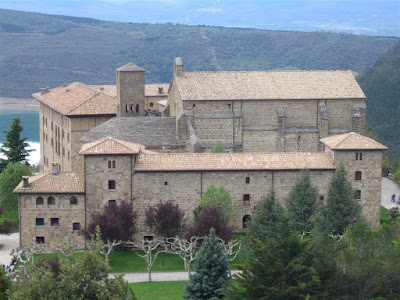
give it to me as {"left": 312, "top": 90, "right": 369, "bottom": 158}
{"left": 130, "top": 281, "right": 187, "bottom": 300}
{"left": 0, "top": 8, "right": 397, "bottom": 98}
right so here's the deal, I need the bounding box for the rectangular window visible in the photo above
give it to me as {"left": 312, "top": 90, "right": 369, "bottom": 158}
{"left": 355, "top": 190, "right": 361, "bottom": 200}
{"left": 36, "top": 237, "right": 45, "bottom": 244}
{"left": 243, "top": 194, "right": 250, "bottom": 201}
{"left": 112, "top": 161, "right": 116, "bottom": 169}
{"left": 36, "top": 218, "right": 44, "bottom": 226}
{"left": 51, "top": 218, "right": 59, "bottom": 227}
{"left": 72, "top": 223, "right": 80, "bottom": 231}
{"left": 245, "top": 177, "right": 250, "bottom": 184}
{"left": 355, "top": 171, "right": 362, "bottom": 181}
{"left": 164, "top": 182, "right": 168, "bottom": 186}
{"left": 108, "top": 180, "right": 116, "bottom": 190}
{"left": 356, "top": 152, "right": 363, "bottom": 161}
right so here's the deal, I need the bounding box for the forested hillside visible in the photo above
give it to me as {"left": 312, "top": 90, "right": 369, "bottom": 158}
{"left": 0, "top": 8, "right": 398, "bottom": 98}
{"left": 358, "top": 41, "right": 400, "bottom": 159}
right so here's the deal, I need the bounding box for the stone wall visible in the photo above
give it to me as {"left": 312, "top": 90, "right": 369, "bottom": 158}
{"left": 19, "top": 193, "right": 85, "bottom": 249}
{"left": 333, "top": 149, "right": 383, "bottom": 229}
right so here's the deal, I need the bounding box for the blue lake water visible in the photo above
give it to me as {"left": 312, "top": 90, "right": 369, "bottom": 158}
{"left": 0, "top": 110, "right": 39, "bottom": 143}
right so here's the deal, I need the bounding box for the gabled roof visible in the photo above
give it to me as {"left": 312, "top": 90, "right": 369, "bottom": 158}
{"left": 175, "top": 70, "right": 365, "bottom": 101}
{"left": 80, "top": 117, "right": 181, "bottom": 147}
{"left": 79, "top": 137, "right": 143, "bottom": 155}
{"left": 33, "top": 82, "right": 116, "bottom": 116}
{"left": 13, "top": 172, "right": 84, "bottom": 194}
{"left": 320, "top": 132, "right": 387, "bottom": 150}
{"left": 135, "top": 152, "right": 335, "bottom": 171}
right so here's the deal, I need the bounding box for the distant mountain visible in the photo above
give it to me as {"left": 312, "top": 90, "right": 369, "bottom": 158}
{"left": 0, "top": 9, "right": 398, "bottom": 99}
{"left": 358, "top": 41, "right": 400, "bottom": 158}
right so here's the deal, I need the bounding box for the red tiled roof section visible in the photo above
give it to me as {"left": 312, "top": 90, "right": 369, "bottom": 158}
{"left": 320, "top": 132, "right": 387, "bottom": 150}
{"left": 135, "top": 152, "right": 335, "bottom": 171}
{"left": 13, "top": 172, "right": 84, "bottom": 194}
{"left": 175, "top": 70, "right": 365, "bottom": 101}
{"left": 80, "top": 137, "right": 143, "bottom": 155}
{"left": 33, "top": 82, "right": 116, "bottom": 116}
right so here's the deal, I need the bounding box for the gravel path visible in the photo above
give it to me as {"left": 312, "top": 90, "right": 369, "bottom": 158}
{"left": 111, "top": 270, "right": 242, "bottom": 283}
{"left": 381, "top": 177, "right": 400, "bottom": 210}
{"left": 0, "top": 233, "right": 19, "bottom": 267}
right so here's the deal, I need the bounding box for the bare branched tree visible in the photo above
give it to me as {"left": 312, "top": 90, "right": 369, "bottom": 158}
{"left": 50, "top": 236, "right": 78, "bottom": 263}
{"left": 220, "top": 238, "right": 241, "bottom": 277}
{"left": 126, "top": 239, "right": 166, "bottom": 282}
{"left": 88, "top": 225, "right": 122, "bottom": 267}
{"left": 168, "top": 236, "right": 200, "bottom": 277}
{"left": 11, "top": 243, "right": 42, "bottom": 274}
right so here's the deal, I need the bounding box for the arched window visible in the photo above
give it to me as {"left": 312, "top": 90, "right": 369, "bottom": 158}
{"left": 131, "top": 104, "right": 135, "bottom": 112}
{"left": 36, "top": 196, "right": 44, "bottom": 206}
{"left": 70, "top": 196, "right": 78, "bottom": 205}
{"left": 47, "top": 196, "right": 55, "bottom": 205}
{"left": 242, "top": 215, "right": 251, "bottom": 229}
{"left": 136, "top": 104, "right": 139, "bottom": 113}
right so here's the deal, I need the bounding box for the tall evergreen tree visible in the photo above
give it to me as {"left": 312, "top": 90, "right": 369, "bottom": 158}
{"left": 223, "top": 205, "right": 320, "bottom": 300}
{"left": 184, "top": 228, "right": 229, "bottom": 300}
{"left": 0, "top": 117, "right": 32, "bottom": 172}
{"left": 286, "top": 169, "right": 320, "bottom": 233}
{"left": 323, "top": 164, "right": 363, "bottom": 234}
{"left": 248, "top": 187, "right": 279, "bottom": 242}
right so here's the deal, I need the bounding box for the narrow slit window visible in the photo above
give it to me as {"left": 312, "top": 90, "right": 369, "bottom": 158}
{"left": 136, "top": 104, "right": 139, "bottom": 113}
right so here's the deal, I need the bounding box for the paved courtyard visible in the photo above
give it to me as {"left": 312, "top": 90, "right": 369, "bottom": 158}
{"left": 381, "top": 177, "right": 400, "bottom": 209}
{"left": 0, "top": 233, "right": 18, "bottom": 267}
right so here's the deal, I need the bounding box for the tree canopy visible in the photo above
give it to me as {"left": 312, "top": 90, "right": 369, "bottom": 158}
{"left": 0, "top": 117, "right": 32, "bottom": 172}
{"left": 200, "top": 185, "right": 233, "bottom": 221}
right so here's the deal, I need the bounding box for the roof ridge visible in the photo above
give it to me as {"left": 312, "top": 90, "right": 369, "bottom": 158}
{"left": 333, "top": 132, "right": 353, "bottom": 149}
{"left": 66, "top": 90, "right": 101, "bottom": 115}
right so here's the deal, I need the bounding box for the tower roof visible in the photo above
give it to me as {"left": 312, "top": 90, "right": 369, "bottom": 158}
{"left": 320, "top": 132, "right": 387, "bottom": 150}
{"left": 79, "top": 137, "right": 143, "bottom": 155}
{"left": 116, "top": 62, "right": 145, "bottom": 72}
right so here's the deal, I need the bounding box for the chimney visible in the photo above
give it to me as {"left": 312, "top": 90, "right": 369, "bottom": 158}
{"left": 51, "top": 162, "right": 60, "bottom": 177}
{"left": 40, "top": 88, "right": 50, "bottom": 95}
{"left": 158, "top": 87, "right": 164, "bottom": 94}
{"left": 174, "top": 57, "right": 183, "bottom": 77}
{"left": 22, "top": 176, "right": 29, "bottom": 188}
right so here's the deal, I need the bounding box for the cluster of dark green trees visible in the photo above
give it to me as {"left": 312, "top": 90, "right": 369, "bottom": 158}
{"left": 0, "top": 117, "right": 33, "bottom": 231}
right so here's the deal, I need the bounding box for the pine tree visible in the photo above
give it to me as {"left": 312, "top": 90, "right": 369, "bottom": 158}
{"left": 286, "top": 169, "right": 320, "bottom": 233}
{"left": 211, "top": 141, "right": 226, "bottom": 153}
{"left": 248, "top": 187, "right": 279, "bottom": 242}
{"left": 0, "top": 117, "right": 32, "bottom": 172}
{"left": 323, "top": 164, "right": 363, "bottom": 234}
{"left": 184, "top": 228, "right": 229, "bottom": 300}
{"left": 223, "top": 206, "right": 320, "bottom": 300}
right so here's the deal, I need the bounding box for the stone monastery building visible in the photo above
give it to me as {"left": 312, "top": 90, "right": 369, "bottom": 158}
{"left": 14, "top": 58, "right": 386, "bottom": 248}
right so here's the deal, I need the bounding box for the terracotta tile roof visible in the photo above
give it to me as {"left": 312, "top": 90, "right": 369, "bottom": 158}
{"left": 135, "top": 152, "right": 335, "bottom": 171}
{"left": 145, "top": 84, "right": 169, "bottom": 96}
{"left": 175, "top": 70, "right": 365, "bottom": 101}
{"left": 13, "top": 172, "right": 84, "bottom": 194}
{"left": 320, "top": 132, "right": 388, "bottom": 150}
{"left": 80, "top": 137, "right": 143, "bottom": 155}
{"left": 90, "top": 84, "right": 169, "bottom": 98}
{"left": 116, "top": 62, "right": 145, "bottom": 72}
{"left": 33, "top": 82, "right": 116, "bottom": 116}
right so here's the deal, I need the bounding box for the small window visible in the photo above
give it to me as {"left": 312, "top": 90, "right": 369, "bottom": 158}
{"left": 36, "top": 237, "right": 45, "bottom": 244}
{"left": 67, "top": 133, "right": 70, "bottom": 142}
{"left": 245, "top": 177, "right": 250, "bottom": 184}
{"left": 149, "top": 102, "right": 154, "bottom": 107}
{"left": 36, "top": 197, "right": 44, "bottom": 205}
{"left": 68, "top": 151, "right": 70, "bottom": 160}
{"left": 355, "top": 171, "right": 362, "bottom": 181}
{"left": 227, "top": 103, "right": 231, "bottom": 107}
{"left": 243, "top": 194, "right": 250, "bottom": 201}
{"left": 136, "top": 104, "right": 139, "bottom": 113}
{"left": 164, "top": 182, "right": 168, "bottom": 186}
{"left": 192, "top": 104, "right": 196, "bottom": 108}
{"left": 72, "top": 223, "right": 80, "bottom": 231}
{"left": 108, "top": 161, "right": 112, "bottom": 169}
{"left": 47, "top": 196, "right": 55, "bottom": 205}
{"left": 320, "top": 196, "right": 324, "bottom": 201}
{"left": 144, "top": 236, "right": 154, "bottom": 241}
{"left": 355, "top": 190, "right": 361, "bottom": 200}
{"left": 51, "top": 218, "right": 59, "bottom": 227}
{"left": 112, "top": 161, "right": 116, "bottom": 169}
{"left": 243, "top": 215, "right": 251, "bottom": 229}
{"left": 356, "top": 152, "right": 363, "bottom": 161}
{"left": 109, "top": 200, "right": 116, "bottom": 205}
{"left": 36, "top": 218, "right": 44, "bottom": 226}
{"left": 126, "top": 105, "right": 129, "bottom": 112}
{"left": 108, "top": 180, "right": 116, "bottom": 190}
{"left": 70, "top": 196, "right": 78, "bottom": 205}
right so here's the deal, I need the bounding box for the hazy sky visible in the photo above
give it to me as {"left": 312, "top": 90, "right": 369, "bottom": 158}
{"left": 1, "top": 0, "right": 399, "bottom": 35}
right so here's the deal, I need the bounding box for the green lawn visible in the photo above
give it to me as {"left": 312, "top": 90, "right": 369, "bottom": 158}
{"left": 381, "top": 206, "right": 389, "bottom": 225}
{"left": 130, "top": 281, "right": 187, "bottom": 300}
